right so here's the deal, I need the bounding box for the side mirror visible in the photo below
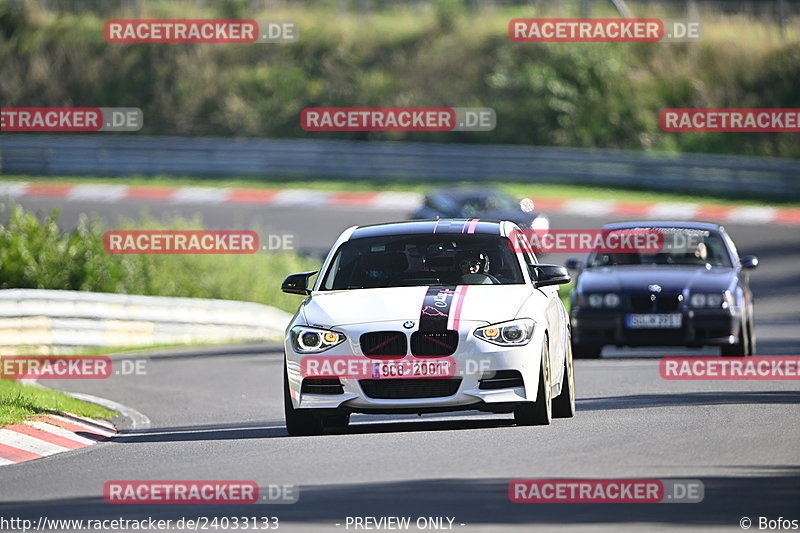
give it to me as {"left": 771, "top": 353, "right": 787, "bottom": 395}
{"left": 530, "top": 264, "right": 571, "bottom": 288}
{"left": 564, "top": 258, "right": 582, "bottom": 270}
{"left": 281, "top": 271, "right": 318, "bottom": 295}
{"left": 740, "top": 255, "right": 759, "bottom": 270}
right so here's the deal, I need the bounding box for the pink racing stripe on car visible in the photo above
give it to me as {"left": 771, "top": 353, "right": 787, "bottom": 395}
{"left": 466, "top": 218, "right": 480, "bottom": 234}
{"left": 447, "top": 285, "right": 469, "bottom": 331}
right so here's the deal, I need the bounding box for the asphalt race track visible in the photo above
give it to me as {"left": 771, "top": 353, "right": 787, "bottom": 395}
{"left": 1, "top": 194, "right": 799, "bottom": 532}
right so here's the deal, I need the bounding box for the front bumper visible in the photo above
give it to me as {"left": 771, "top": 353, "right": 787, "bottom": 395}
{"left": 570, "top": 307, "right": 740, "bottom": 347}
{"left": 285, "top": 320, "right": 544, "bottom": 412}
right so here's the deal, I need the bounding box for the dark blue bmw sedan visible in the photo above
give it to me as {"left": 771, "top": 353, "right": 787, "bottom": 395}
{"left": 565, "top": 221, "right": 758, "bottom": 358}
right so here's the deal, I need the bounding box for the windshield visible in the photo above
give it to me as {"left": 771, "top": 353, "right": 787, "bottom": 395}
{"left": 320, "top": 234, "right": 525, "bottom": 290}
{"left": 460, "top": 194, "right": 518, "bottom": 215}
{"left": 586, "top": 228, "right": 732, "bottom": 268}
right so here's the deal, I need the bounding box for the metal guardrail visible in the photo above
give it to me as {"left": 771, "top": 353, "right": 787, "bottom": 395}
{"left": 1, "top": 135, "right": 799, "bottom": 200}
{"left": 0, "top": 289, "right": 292, "bottom": 352}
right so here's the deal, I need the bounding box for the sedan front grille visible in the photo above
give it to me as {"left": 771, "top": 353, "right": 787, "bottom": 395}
{"left": 629, "top": 294, "right": 682, "bottom": 313}
{"left": 359, "top": 378, "right": 462, "bottom": 399}
{"left": 410, "top": 330, "right": 459, "bottom": 356}
{"left": 360, "top": 331, "right": 407, "bottom": 356}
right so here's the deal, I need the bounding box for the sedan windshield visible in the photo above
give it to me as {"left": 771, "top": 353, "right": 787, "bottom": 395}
{"left": 587, "top": 229, "right": 732, "bottom": 268}
{"left": 320, "top": 234, "right": 525, "bottom": 290}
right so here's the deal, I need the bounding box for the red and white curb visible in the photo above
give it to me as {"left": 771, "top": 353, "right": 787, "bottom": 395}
{"left": 1, "top": 181, "right": 799, "bottom": 226}
{"left": 0, "top": 412, "right": 116, "bottom": 466}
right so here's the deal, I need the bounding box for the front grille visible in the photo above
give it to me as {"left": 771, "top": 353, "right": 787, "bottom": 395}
{"left": 629, "top": 294, "right": 682, "bottom": 313}
{"left": 301, "top": 378, "right": 344, "bottom": 395}
{"left": 359, "top": 378, "right": 462, "bottom": 399}
{"left": 411, "top": 330, "right": 459, "bottom": 356}
{"left": 360, "top": 331, "right": 407, "bottom": 356}
{"left": 479, "top": 370, "right": 524, "bottom": 390}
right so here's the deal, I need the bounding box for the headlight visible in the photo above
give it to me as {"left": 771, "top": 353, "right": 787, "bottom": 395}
{"left": 474, "top": 319, "right": 535, "bottom": 346}
{"left": 689, "top": 292, "right": 730, "bottom": 308}
{"left": 689, "top": 293, "right": 707, "bottom": 308}
{"left": 290, "top": 325, "right": 346, "bottom": 353}
{"left": 587, "top": 293, "right": 620, "bottom": 308}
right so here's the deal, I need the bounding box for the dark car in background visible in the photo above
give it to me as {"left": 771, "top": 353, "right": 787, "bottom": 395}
{"left": 566, "top": 221, "right": 759, "bottom": 358}
{"left": 412, "top": 188, "right": 549, "bottom": 231}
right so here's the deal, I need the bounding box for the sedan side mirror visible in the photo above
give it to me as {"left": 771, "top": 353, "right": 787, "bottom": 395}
{"left": 564, "top": 258, "right": 582, "bottom": 270}
{"left": 530, "top": 264, "right": 571, "bottom": 288}
{"left": 740, "top": 255, "right": 759, "bottom": 269}
{"left": 281, "top": 271, "right": 318, "bottom": 295}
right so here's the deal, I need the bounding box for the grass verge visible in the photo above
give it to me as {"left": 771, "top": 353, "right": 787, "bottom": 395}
{"left": 0, "top": 378, "right": 116, "bottom": 427}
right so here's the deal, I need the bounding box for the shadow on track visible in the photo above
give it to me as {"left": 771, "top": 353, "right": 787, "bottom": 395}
{"left": 112, "top": 417, "right": 518, "bottom": 443}
{"left": 577, "top": 391, "right": 800, "bottom": 411}
{"left": 2, "top": 470, "right": 799, "bottom": 528}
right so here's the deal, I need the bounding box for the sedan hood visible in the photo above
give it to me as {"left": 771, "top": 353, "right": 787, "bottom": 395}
{"left": 578, "top": 265, "right": 735, "bottom": 294}
{"left": 302, "top": 285, "right": 533, "bottom": 327}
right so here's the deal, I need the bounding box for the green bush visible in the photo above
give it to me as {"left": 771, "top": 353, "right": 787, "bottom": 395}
{"left": 0, "top": 203, "right": 318, "bottom": 313}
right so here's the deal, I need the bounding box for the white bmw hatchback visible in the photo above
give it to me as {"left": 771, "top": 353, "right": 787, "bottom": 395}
{"left": 281, "top": 219, "right": 575, "bottom": 435}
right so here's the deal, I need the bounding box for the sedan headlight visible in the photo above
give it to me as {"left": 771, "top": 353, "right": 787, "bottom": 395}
{"left": 290, "top": 325, "right": 346, "bottom": 353}
{"left": 474, "top": 319, "right": 535, "bottom": 346}
{"left": 587, "top": 293, "right": 621, "bottom": 308}
{"left": 689, "top": 292, "right": 732, "bottom": 309}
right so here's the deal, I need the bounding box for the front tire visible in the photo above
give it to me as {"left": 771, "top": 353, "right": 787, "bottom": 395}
{"left": 284, "top": 365, "right": 324, "bottom": 436}
{"left": 552, "top": 340, "right": 576, "bottom": 418}
{"left": 515, "top": 341, "right": 552, "bottom": 426}
{"left": 721, "top": 318, "right": 750, "bottom": 357}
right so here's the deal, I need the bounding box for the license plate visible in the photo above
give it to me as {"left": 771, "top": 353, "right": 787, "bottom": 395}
{"left": 372, "top": 360, "right": 454, "bottom": 379}
{"left": 626, "top": 313, "right": 682, "bottom": 329}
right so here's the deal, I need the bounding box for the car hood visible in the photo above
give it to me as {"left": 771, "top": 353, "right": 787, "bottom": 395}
{"left": 578, "top": 265, "right": 735, "bottom": 293}
{"left": 302, "top": 285, "right": 533, "bottom": 327}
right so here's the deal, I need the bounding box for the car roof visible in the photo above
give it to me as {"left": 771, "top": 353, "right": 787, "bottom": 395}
{"left": 349, "top": 219, "right": 504, "bottom": 240}
{"left": 601, "top": 221, "right": 723, "bottom": 232}
{"left": 427, "top": 188, "right": 506, "bottom": 200}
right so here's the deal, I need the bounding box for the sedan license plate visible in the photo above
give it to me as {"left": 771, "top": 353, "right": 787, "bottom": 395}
{"left": 626, "top": 313, "right": 682, "bottom": 329}
{"left": 372, "top": 360, "right": 454, "bottom": 379}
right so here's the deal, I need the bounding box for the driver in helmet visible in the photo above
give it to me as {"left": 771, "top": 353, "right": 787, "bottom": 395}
{"left": 457, "top": 252, "right": 499, "bottom": 284}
